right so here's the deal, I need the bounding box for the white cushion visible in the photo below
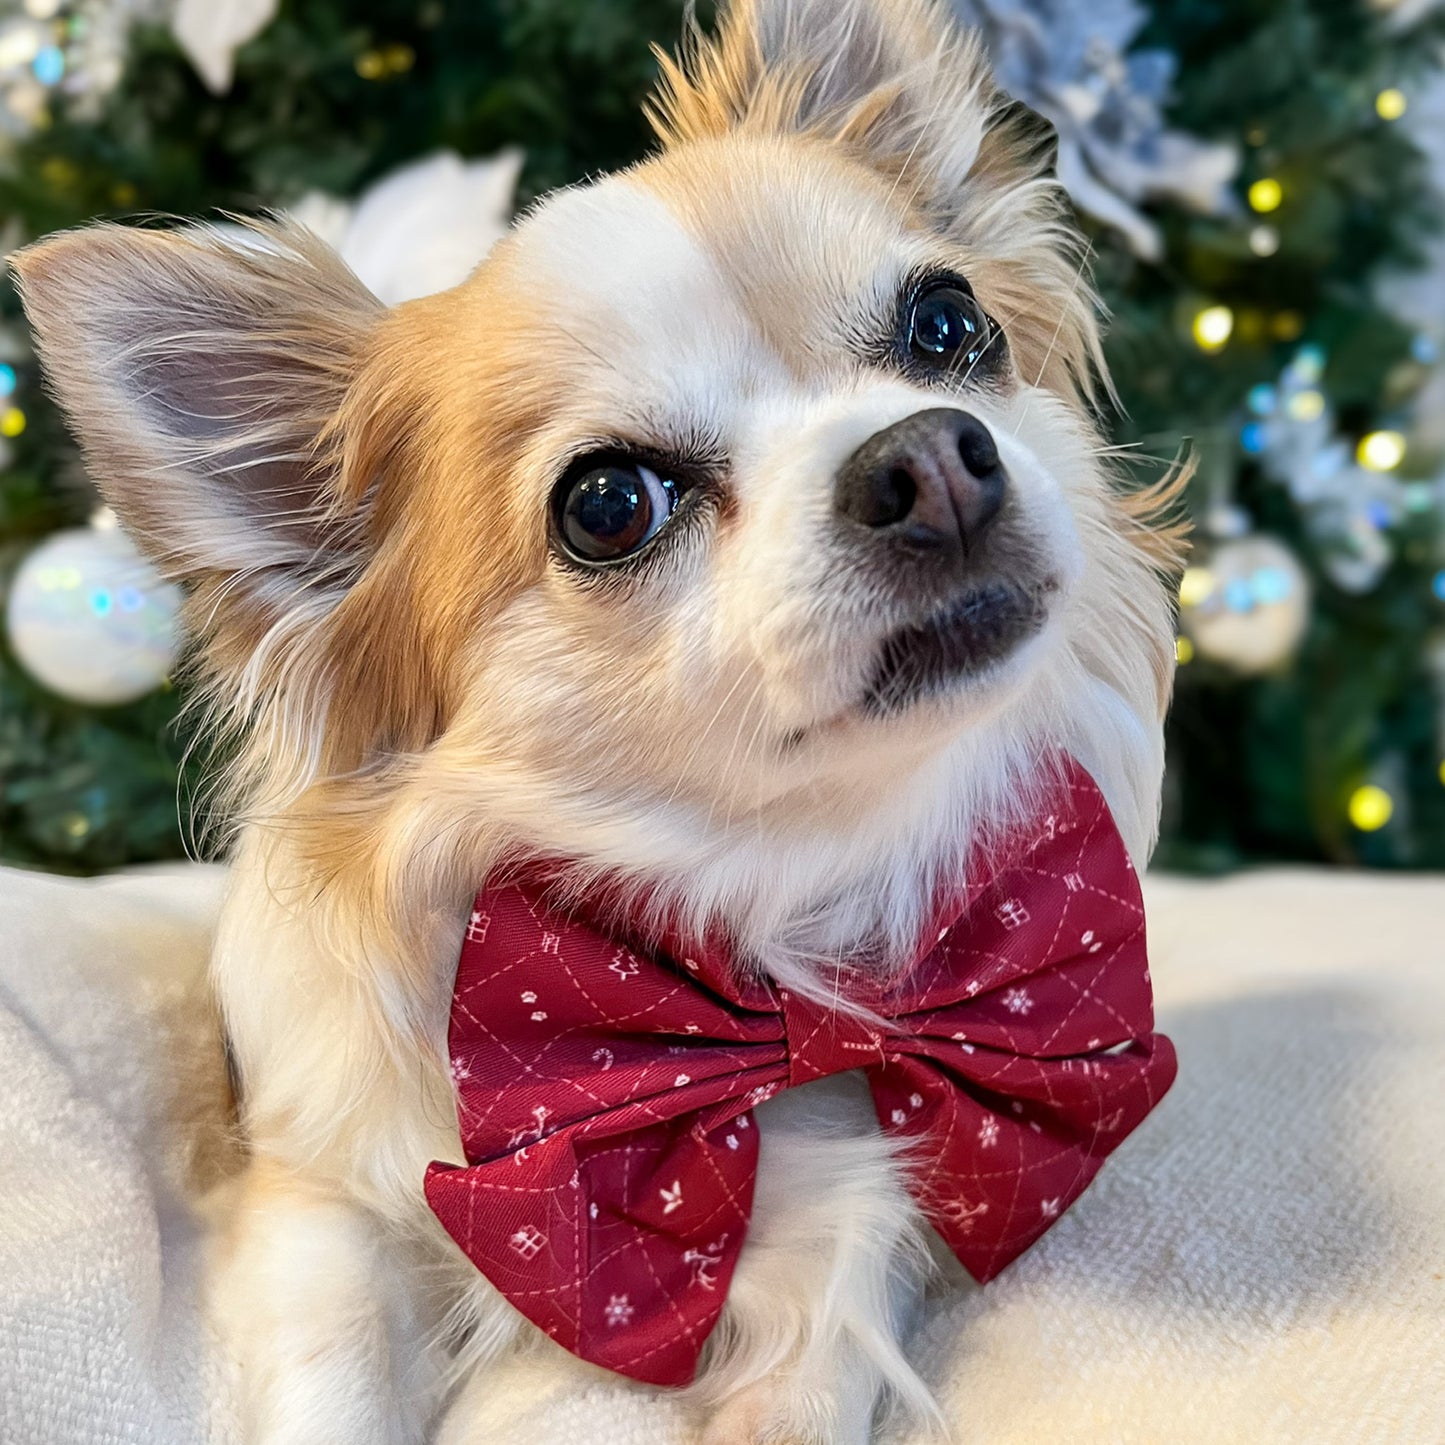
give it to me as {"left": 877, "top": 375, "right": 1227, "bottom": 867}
{"left": 0, "top": 864, "right": 1441, "bottom": 1444}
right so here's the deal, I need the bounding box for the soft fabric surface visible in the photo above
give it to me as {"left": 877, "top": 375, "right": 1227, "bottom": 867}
{"left": 1, "top": 864, "right": 1441, "bottom": 1444}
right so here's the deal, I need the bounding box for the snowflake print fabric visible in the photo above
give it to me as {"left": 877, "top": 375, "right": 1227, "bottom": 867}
{"left": 424, "top": 759, "right": 1176, "bottom": 1386}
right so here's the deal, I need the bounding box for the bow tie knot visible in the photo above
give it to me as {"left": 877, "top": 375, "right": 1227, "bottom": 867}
{"left": 778, "top": 985, "right": 890, "bottom": 1085}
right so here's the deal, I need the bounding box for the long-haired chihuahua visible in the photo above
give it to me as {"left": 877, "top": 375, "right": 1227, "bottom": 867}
{"left": 15, "top": 0, "right": 1185, "bottom": 1440}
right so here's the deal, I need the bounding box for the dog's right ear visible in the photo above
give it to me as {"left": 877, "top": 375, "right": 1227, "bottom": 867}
{"left": 11, "top": 222, "right": 384, "bottom": 632}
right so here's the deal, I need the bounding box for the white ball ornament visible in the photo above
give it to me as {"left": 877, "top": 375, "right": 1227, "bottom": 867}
{"left": 6, "top": 521, "right": 182, "bottom": 706}
{"left": 1178, "top": 534, "right": 1311, "bottom": 675}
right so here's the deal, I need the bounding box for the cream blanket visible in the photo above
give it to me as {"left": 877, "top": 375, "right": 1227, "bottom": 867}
{"left": 1, "top": 864, "right": 1442, "bottom": 1444}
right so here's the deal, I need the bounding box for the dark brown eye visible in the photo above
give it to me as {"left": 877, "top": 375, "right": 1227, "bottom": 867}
{"left": 907, "top": 281, "right": 1002, "bottom": 375}
{"left": 559, "top": 462, "right": 678, "bottom": 563}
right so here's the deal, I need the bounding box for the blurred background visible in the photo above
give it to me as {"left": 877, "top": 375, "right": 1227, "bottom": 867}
{"left": 0, "top": 0, "right": 1443, "bottom": 874}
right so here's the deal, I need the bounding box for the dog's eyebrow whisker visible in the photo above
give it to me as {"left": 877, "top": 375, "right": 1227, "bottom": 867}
{"left": 881, "top": 71, "right": 956, "bottom": 213}
{"left": 544, "top": 321, "right": 612, "bottom": 369}
{"left": 950, "top": 321, "right": 1010, "bottom": 392}
{"left": 1012, "top": 242, "right": 1094, "bottom": 437}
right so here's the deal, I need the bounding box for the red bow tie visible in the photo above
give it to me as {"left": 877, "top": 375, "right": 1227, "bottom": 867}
{"left": 425, "top": 760, "right": 1175, "bottom": 1387}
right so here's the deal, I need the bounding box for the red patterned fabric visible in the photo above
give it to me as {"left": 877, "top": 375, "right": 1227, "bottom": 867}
{"left": 425, "top": 760, "right": 1176, "bottom": 1387}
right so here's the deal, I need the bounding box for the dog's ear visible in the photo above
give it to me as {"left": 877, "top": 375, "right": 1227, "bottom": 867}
{"left": 11, "top": 222, "right": 460, "bottom": 804}
{"left": 12, "top": 222, "right": 383, "bottom": 621}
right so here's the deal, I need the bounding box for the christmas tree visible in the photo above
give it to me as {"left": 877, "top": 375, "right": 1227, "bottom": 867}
{"left": 1, "top": 0, "right": 1443, "bottom": 872}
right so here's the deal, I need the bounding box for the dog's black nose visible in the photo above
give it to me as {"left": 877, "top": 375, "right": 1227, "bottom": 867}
{"left": 834, "top": 408, "right": 1005, "bottom": 555}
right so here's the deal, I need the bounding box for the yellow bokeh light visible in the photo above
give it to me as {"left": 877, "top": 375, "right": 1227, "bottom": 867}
{"left": 1249, "top": 178, "right": 1283, "bottom": 214}
{"left": 1175, "top": 637, "right": 1196, "bottom": 665}
{"left": 1438, "top": 759, "right": 1445, "bottom": 788}
{"left": 1357, "top": 430, "right": 1407, "bottom": 472}
{"left": 1348, "top": 785, "right": 1394, "bottom": 833}
{"left": 1287, "top": 390, "right": 1326, "bottom": 422}
{"left": 1179, "top": 567, "right": 1216, "bottom": 609}
{"left": 1192, "top": 306, "right": 1235, "bottom": 353}
{"left": 1376, "top": 89, "right": 1408, "bottom": 121}
{"left": 0, "top": 407, "right": 25, "bottom": 438}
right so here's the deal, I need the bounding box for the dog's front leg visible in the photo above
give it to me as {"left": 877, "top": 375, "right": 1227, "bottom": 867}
{"left": 697, "top": 1077, "right": 936, "bottom": 1445}
{"left": 208, "top": 1157, "right": 449, "bottom": 1445}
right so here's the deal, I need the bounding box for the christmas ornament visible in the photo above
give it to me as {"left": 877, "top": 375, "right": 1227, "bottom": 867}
{"left": 1248, "top": 177, "right": 1284, "bottom": 214}
{"left": 950, "top": 0, "right": 1238, "bottom": 259}
{"left": 1, "top": 0, "right": 281, "bottom": 136}
{"left": 172, "top": 0, "right": 278, "bottom": 94}
{"left": 289, "top": 150, "right": 523, "bottom": 306}
{"left": 1192, "top": 305, "right": 1235, "bottom": 353}
{"left": 5, "top": 518, "right": 182, "bottom": 706}
{"left": 0, "top": 10, "right": 65, "bottom": 134}
{"left": 1178, "top": 533, "right": 1311, "bottom": 674}
{"left": 1376, "top": 86, "right": 1410, "bottom": 120}
{"left": 1348, "top": 783, "right": 1395, "bottom": 832}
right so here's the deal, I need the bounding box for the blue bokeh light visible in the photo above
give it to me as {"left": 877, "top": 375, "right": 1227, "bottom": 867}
{"left": 1247, "top": 385, "right": 1277, "bottom": 417}
{"left": 32, "top": 47, "right": 65, "bottom": 87}
{"left": 1224, "top": 579, "right": 1257, "bottom": 613}
{"left": 1252, "top": 567, "right": 1293, "bottom": 605}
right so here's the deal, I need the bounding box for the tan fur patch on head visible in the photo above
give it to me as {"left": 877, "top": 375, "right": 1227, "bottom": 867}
{"left": 647, "top": 0, "right": 977, "bottom": 150}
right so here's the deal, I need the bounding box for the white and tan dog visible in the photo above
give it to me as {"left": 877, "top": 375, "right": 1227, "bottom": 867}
{"left": 15, "top": 0, "right": 1184, "bottom": 1440}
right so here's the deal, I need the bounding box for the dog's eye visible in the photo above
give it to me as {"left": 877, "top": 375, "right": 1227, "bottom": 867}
{"left": 908, "top": 282, "right": 997, "bottom": 373}
{"left": 559, "top": 462, "right": 679, "bottom": 563}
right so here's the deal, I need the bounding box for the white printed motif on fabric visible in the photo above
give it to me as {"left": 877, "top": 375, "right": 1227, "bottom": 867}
{"left": 509, "top": 1225, "right": 546, "bottom": 1260}
{"left": 996, "top": 899, "right": 1031, "bottom": 929}
{"left": 683, "top": 1236, "right": 727, "bottom": 1290}
{"left": 1003, "top": 987, "right": 1034, "bottom": 1016}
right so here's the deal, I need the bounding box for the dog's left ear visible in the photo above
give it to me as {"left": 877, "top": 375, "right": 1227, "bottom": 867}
{"left": 651, "top": 0, "right": 1023, "bottom": 240}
